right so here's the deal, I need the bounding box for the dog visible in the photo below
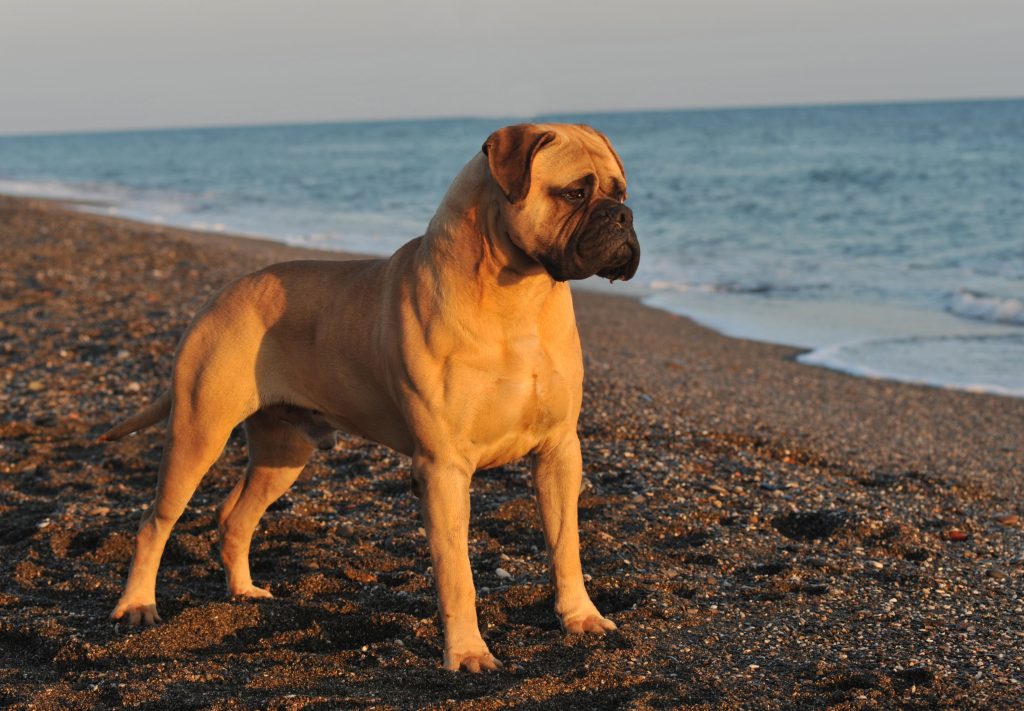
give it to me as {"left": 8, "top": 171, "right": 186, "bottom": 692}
{"left": 101, "top": 123, "right": 640, "bottom": 672}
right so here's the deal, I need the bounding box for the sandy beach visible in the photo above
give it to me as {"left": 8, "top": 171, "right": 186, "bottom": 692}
{"left": 1, "top": 194, "right": 1022, "bottom": 708}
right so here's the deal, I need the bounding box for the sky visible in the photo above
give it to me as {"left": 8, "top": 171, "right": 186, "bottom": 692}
{"left": 1, "top": 0, "right": 1022, "bottom": 135}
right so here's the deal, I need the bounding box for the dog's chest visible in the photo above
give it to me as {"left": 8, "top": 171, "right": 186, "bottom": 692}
{"left": 451, "top": 335, "right": 578, "bottom": 466}
{"left": 492, "top": 361, "right": 569, "bottom": 426}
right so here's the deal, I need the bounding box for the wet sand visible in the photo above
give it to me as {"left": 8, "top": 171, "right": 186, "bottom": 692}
{"left": 1, "top": 194, "right": 1022, "bottom": 708}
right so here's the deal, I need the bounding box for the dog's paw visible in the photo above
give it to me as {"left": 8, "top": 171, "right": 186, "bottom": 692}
{"left": 111, "top": 601, "right": 162, "bottom": 627}
{"left": 561, "top": 612, "right": 617, "bottom": 635}
{"left": 230, "top": 584, "right": 273, "bottom": 600}
{"left": 444, "top": 648, "right": 503, "bottom": 673}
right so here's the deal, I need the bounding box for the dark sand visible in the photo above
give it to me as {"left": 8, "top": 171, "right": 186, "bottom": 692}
{"left": 1, "top": 195, "right": 1022, "bottom": 709}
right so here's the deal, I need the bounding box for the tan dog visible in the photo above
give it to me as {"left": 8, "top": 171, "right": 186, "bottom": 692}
{"left": 101, "top": 123, "right": 640, "bottom": 672}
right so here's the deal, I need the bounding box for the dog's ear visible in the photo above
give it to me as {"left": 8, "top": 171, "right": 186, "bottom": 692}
{"left": 482, "top": 124, "right": 556, "bottom": 203}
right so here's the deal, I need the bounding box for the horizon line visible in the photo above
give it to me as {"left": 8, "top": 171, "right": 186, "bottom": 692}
{"left": 2, "top": 94, "right": 1022, "bottom": 139}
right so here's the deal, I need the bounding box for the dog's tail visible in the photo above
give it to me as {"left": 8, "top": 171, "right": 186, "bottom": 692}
{"left": 98, "top": 391, "right": 172, "bottom": 442}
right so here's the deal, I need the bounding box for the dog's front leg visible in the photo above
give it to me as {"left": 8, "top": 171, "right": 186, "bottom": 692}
{"left": 414, "top": 454, "right": 501, "bottom": 672}
{"left": 533, "top": 435, "right": 617, "bottom": 634}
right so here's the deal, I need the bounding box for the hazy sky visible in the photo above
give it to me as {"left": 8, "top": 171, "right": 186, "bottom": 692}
{"left": 1, "top": 0, "right": 1021, "bottom": 134}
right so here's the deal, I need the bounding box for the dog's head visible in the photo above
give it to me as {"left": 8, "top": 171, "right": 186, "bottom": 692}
{"left": 482, "top": 123, "right": 640, "bottom": 282}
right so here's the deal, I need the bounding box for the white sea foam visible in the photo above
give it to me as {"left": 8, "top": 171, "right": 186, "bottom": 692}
{"left": 799, "top": 335, "right": 1024, "bottom": 398}
{"left": 642, "top": 290, "right": 1024, "bottom": 398}
{"left": 0, "top": 178, "right": 102, "bottom": 202}
{"left": 948, "top": 290, "right": 1024, "bottom": 326}
{"left": 0, "top": 178, "right": 198, "bottom": 223}
{"left": 649, "top": 280, "right": 720, "bottom": 294}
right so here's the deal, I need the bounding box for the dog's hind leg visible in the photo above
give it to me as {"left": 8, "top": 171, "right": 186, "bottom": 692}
{"left": 110, "top": 406, "right": 241, "bottom": 626}
{"left": 111, "top": 326, "right": 260, "bottom": 626}
{"left": 216, "top": 410, "right": 313, "bottom": 598}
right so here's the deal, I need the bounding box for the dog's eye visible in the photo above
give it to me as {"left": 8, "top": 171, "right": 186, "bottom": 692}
{"left": 562, "top": 189, "right": 586, "bottom": 202}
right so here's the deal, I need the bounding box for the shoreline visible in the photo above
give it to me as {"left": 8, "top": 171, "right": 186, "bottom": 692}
{"left": 2, "top": 193, "right": 1023, "bottom": 706}
{"left": 9, "top": 189, "right": 1022, "bottom": 401}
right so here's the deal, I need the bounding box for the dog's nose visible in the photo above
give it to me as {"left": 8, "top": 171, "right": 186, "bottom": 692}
{"left": 604, "top": 204, "right": 633, "bottom": 228}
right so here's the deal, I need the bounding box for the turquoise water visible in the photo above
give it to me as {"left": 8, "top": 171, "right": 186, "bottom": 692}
{"left": 2, "top": 100, "right": 1022, "bottom": 395}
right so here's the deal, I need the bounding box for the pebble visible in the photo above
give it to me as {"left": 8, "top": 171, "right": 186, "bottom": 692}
{"left": 868, "top": 560, "right": 884, "bottom": 570}
{"left": 126, "top": 381, "right": 141, "bottom": 393}
{"left": 27, "top": 380, "right": 44, "bottom": 391}
{"left": 495, "top": 567, "right": 512, "bottom": 581}
{"left": 994, "top": 513, "right": 1020, "bottom": 526}
{"left": 947, "top": 528, "right": 969, "bottom": 542}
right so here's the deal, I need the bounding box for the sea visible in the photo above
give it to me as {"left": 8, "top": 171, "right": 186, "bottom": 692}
{"left": 2, "top": 100, "right": 1022, "bottom": 396}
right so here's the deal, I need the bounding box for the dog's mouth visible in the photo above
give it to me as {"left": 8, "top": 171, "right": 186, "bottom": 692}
{"left": 541, "top": 201, "right": 641, "bottom": 282}
{"left": 595, "top": 235, "right": 641, "bottom": 282}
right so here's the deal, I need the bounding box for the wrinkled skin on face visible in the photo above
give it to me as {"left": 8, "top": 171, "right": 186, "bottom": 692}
{"left": 483, "top": 124, "right": 640, "bottom": 282}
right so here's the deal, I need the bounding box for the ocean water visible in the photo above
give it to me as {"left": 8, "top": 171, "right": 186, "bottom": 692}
{"left": 2, "top": 100, "right": 1023, "bottom": 396}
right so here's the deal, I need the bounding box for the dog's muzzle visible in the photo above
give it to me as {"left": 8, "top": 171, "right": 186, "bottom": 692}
{"left": 593, "top": 204, "right": 641, "bottom": 282}
{"left": 542, "top": 201, "right": 641, "bottom": 282}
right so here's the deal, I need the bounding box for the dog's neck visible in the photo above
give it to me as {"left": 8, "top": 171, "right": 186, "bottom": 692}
{"left": 419, "top": 154, "right": 571, "bottom": 322}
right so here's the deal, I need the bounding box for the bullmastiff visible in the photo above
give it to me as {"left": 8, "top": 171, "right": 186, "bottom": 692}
{"left": 102, "top": 123, "right": 640, "bottom": 672}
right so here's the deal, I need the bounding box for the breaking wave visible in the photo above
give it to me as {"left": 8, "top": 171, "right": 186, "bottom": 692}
{"left": 948, "top": 290, "right": 1024, "bottom": 326}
